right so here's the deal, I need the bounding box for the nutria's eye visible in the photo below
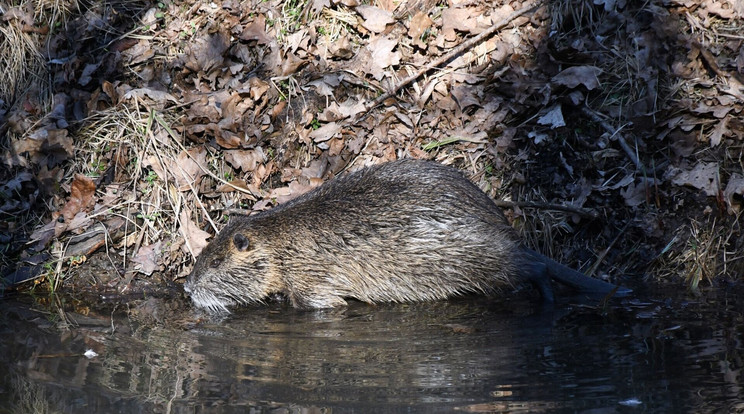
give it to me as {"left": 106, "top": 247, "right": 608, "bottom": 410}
{"left": 233, "top": 233, "right": 251, "bottom": 252}
{"left": 209, "top": 258, "right": 222, "bottom": 268}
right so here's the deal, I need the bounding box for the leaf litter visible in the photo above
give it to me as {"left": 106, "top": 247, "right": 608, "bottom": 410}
{"left": 1, "top": 0, "right": 744, "bottom": 302}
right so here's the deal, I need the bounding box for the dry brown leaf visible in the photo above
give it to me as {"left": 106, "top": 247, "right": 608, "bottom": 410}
{"left": 58, "top": 174, "right": 96, "bottom": 222}
{"left": 285, "top": 29, "right": 309, "bottom": 53}
{"left": 148, "top": 148, "right": 208, "bottom": 191}
{"left": 78, "top": 63, "right": 101, "bottom": 87}
{"left": 552, "top": 66, "right": 602, "bottom": 90}
{"left": 311, "top": 0, "right": 330, "bottom": 13}
{"left": 337, "top": 98, "right": 366, "bottom": 118}
{"left": 724, "top": 173, "right": 744, "bottom": 214}
{"left": 216, "top": 179, "right": 253, "bottom": 193}
{"left": 328, "top": 35, "right": 353, "bottom": 59}
{"left": 537, "top": 105, "right": 566, "bottom": 129}
{"left": 356, "top": 36, "right": 400, "bottom": 81}
{"left": 184, "top": 30, "right": 230, "bottom": 72}
{"left": 186, "top": 96, "right": 222, "bottom": 122}
{"left": 224, "top": 149, "right": 267, "bottom": 171}
{"left": 451, "top": 84, "right": 482, "bottom": 110}
{"left": 249, "top": 77, "right": 270, "bottom": 101}
{"left": 442, "top": 9, "right": 477, "bottom": 41}
{"left": 671, "top": 162, "right": 719, "bottom": 196}
{"left": 67, "top": 212, "right": 92, "bottom": 234}
{"left": 702, "top": 0, "right": 736, "bottom": 18}
{"left": 281, "top": 51, "right": 306, "bottom": 76}
{"left": 1, "top": 4, "right": 34, "bottom": 25}
{"left": 13, "top": 128, "right": 74, "bottom": 167}
{"left": 173, "top": 148, "right": 208, "bottom": 191}
{"left": 620, "top": 181, "right": 648, "bottom": 207}
{"left": 133, "top": 241, "right": 163, "bottom": 276}
{"left": 239, "top": 15, "right": 272, "bottom": 44}
{"left": 122, "top": 88, "right": 178, "bottom": 104}
{"left": 709, "top": 118, "right": 729, "bottom": 147}
{"left": 309, "top": 122, "right": 342, "bottom": 143}
{"left": 122, "top": 40, "right": 155, "bottom": 66}
{"left": 356, "top": 5, "right": 395, "bottom": 33}
{"left": 270, "top": 180, "right": 318, "bottom": 204}
{"left": 301, "top": 158, "right": 328, "bottom": 179}
{"left": 408, "top": 11, "right": 433, "bottom": 48}
{"left": 180, "top": 210, "right": 212, "bottom": 257}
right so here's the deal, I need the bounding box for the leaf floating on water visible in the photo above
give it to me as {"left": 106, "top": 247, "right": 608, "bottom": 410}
{"left": 618, "top": 398, "right": 642, "bottom": 406}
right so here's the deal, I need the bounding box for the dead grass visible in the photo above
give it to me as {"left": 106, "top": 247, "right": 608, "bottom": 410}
{"left": 654, "top": 217, "right": 743, "bottom": 292}
{"left": 0, "top": 0, "right": 79, "bottom": 105}
{"left": 0, "top": 20, "right": 47, "bottom": 106}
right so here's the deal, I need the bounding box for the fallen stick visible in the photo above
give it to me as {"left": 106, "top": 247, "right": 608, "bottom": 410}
{"left": 352, "top": 0, "right": 545, "bottom": 124}
{"left": 493, "top": 200, "right": 599, "bottom": 219}
{"left": 580, "top": 107, "right": 645, "bottom": 173}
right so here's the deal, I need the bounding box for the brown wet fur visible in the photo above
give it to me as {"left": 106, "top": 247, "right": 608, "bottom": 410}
{"left": 185, "top": 159, "right": 628, "bottom": 312}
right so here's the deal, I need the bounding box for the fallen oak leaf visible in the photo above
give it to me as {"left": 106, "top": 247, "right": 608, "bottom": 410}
{"left": 224, "top": 149, "right": 267, "bottom": 172}
{"left": 184, "top": 30, "right": 230, "bottom": 72}
{"left": 670, "top": 162, "right": 719, "bottom": 196}
{"left": 442, "top": 8, "right": 477, "bottom": 41}
{"left": 408, "top": 11, "right": 433, "bottom": 48}
{"left": 180, "top": 210, "right": 212, "bottom": 258}
{"left": 122, "top": 88, "right": 178, "bottom": 104}
{"left": 309, "top": 122, "right": 342, "bottom": 143}
{"left": 133, "top": 241, "right": 163, "bottom": 276}
{"left": 552, "top": 66, "right": 602, "bottom": 90}
{"left": 356, "top": 5, "right": 395, "bottom": 33}
{"left": 239, "top": 14, "right": 272, "bottom": 45}
{"left": 537, "top": 104, "right": 566, "bottom": 129}
{"left": 57, "top": 174, "right": 96, "bottom": 222}
{"left": 724, "top": 174, "right": 744, "bottom": 214}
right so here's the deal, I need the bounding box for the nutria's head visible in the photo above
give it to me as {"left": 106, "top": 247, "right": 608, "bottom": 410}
{"left": 184, "top": 222, "right": 280, "bottom": 313}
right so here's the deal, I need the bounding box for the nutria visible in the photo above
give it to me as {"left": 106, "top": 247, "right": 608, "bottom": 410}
{"left": 184, "top": 159, "right": 630, "bottom": 312}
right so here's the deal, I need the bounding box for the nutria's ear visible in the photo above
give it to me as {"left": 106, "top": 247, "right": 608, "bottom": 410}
{"left": 233, "top": 233, "right": 250, "bottom": 251}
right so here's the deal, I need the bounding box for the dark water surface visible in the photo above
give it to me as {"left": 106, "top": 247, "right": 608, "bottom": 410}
{"left": 2, "top": 284, "right": 743, "bottom": 413}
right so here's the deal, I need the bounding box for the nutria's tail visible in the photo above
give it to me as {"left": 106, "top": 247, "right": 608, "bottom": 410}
{"left": 524, "top": 248, "right": 632, "bottom": 297}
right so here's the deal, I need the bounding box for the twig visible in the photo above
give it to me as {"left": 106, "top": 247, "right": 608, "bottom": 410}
{"left": 581, "top": 107, "right": 645, "bottom": 173}
{"left": 585, "top": 221, "right": 629, "bottom": 277}
{"left": 352, "top": 0, "right": 544, "bottom": 124}
{"left": 224, "top": 208, "right": 253, "bottom": 216}
{"left": 493, "top": 200, "right": 598, "bottom": 219}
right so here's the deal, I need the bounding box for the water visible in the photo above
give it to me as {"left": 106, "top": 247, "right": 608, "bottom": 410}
{"left": 2, "top": 284, "right": 743, "bottom": 413}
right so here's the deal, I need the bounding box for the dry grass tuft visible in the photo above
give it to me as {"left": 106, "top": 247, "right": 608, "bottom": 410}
{"left": 0, "top": 20, "right": 47, "bottom": 104}
{"left": 73, "top": 106, "right": 196, "bottom": 268}
{"left": 1, "top": 0, "right": 78, "bottom": 131}
{"left": 654, "top": 218, "right": 742, "bottom": 292}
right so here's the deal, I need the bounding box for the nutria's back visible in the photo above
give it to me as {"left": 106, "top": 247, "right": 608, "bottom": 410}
{"left": 185, "top": 159, "right": 626, "bottom": 312}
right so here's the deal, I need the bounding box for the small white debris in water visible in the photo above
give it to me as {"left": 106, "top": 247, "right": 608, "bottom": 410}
{"left": 84, "top": 349, "right": 98, "bottom": 359}
{"left": 619, "top": 398, "right": 642, "bottom": 406}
